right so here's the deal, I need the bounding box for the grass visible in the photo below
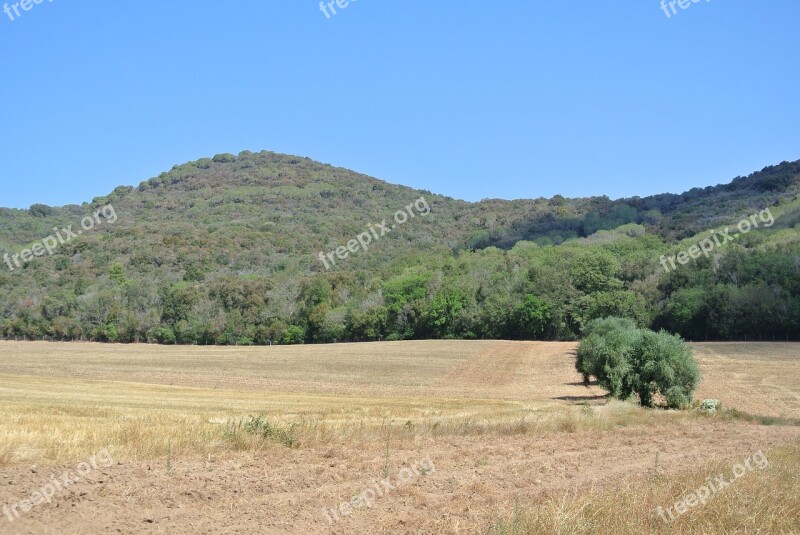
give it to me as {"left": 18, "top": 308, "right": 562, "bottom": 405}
{"left": 487, "top": 441, "right": 800, "bottom": 534}
{"left": 1, "top": 340, "right": 799, "bottom": 468}
{"left": 692, "top": 342, "right": 800, "bottom": 419}
{"left": 229, "top": 415, "right": 299, "bottom": 448}
{"left": 720, "top": 407, "right": 800, "bottom": 427}
{"left": 0, "top": 370, "right": 702, "bottom": 466}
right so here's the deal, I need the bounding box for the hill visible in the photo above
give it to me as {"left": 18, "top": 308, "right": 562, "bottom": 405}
{"left": 0, "top": 151, "right": 798, "bottom": 344}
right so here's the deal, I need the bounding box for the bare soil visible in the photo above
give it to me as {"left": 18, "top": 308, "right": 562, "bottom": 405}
{"left": 1, "top": 341, "right": 799, "bottom": 534}
{"left": 2, "top": 422, "right": 797, "bottom": 534}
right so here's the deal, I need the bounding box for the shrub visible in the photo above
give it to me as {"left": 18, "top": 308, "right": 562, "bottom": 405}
{"left": 212, "top": 153, "right": 237, "bottom": 164}
{"left": 240, "top": 415, "right": 297, "bottom": 448}
{"left": 576, "top": 316, "right": 700, "bottom": 408}
{"left": 152, "top": 326, "right": 176, "bottom": 345}
{"left": 105, "top": 324, "right": 119, "bottom": 343}
{"left": 281, "top": 325, "right": 305, "bottom": 345}
{"left": 29, "top": 203, "right": 53, "bottom": 217}
{"left": 699, "top": 399, "right": 721, "bottom": 413}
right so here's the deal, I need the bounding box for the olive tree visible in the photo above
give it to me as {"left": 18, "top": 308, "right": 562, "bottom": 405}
{"left": 576, "top": 317, "right": 700, "bottom": 408}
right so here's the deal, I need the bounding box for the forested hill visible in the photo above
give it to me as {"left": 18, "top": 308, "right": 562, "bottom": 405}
{"left": 1, "top": 151, "right": 799, "bottom": 345}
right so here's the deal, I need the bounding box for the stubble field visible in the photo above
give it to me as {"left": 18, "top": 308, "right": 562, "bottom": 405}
{"left": 0, "top": 340, "right": 798, "bottom": 534}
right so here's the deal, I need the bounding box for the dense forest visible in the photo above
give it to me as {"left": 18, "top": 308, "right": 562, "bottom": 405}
{"left": 1, "top": 151, "right": 798, "bottom": 344}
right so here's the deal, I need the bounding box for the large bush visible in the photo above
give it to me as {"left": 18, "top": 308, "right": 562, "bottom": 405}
{"left": 576, "top": 317, "right": 700, "bottom": 408}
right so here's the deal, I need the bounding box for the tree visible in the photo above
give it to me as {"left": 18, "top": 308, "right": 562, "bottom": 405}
{"left": 576, "top": 317, "right": 700, "bottom": 408}
{"left": 570, "top": 251, "right": 623, "bottom": 293}
{"left": 584, "top": 290, "right": 649, "bottom": 327}
{"left": 29, "top": 203, "right": 53, "bottom": 217}
{"left": 630, "top": 329, "right": 700, "bottom": 408}
{"left": 575, "top": 318, "right": 639, "bottom": 397}
{"left": 509, "top": 294, "right": 551, "bottom": 339}
{"left": 282, "top": 325, "right": 305, "bottom": 345}
{"left": 109, "top": 262, "right": 129, "bottom": 286}
{"left": 160, "top": 283, "right": 200, "bottom": 325}
{"left": 423, "top": 287, "right": 468, "bottom": 338}
{"left": 105, "top": 324, "right": 120, "bottom": 343}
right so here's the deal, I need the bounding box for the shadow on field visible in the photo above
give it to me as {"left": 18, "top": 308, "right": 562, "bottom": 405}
{"left": 553, "top": 394, "right": 610, "bottom": 403}
{"left": 565, "top": 380, "right": 600, "bottom": 387}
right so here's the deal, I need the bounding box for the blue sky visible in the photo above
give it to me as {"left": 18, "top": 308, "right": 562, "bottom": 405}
{"left": 1, "top": 1, "right": 798, "bottom": 209}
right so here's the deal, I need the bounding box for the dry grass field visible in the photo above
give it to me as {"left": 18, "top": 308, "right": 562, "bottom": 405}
{"left": 0, "top": 340, "right": 798, "bottom": 534}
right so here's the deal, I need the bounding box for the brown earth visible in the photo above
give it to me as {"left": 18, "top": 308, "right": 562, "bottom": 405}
{"left": 0, "top": 341, "right": 798, "bottom": 534}
{"left": 2, "top": 422, "right": 797, "bottom": 534}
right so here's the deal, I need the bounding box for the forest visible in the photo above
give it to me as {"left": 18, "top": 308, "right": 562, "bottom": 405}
{"left": 1, "top": 151, "right": 798, "bottom": 345}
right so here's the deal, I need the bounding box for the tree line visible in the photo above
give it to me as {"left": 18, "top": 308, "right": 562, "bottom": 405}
{"left": 2, "top": 233, "right": 798, "bottom": 345}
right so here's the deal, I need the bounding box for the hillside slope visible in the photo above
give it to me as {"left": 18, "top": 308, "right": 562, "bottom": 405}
{"left": 0, "top": 151, "right": 798, "bottom": 344}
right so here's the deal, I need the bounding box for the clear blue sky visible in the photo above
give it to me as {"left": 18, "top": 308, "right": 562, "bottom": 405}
{"left": 1, "top": 1, "right": 799, "bottom": 209}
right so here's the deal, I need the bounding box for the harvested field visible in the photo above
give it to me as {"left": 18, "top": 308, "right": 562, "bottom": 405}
{"left": 0, "top": 340, "right": 798, "bottom": 534}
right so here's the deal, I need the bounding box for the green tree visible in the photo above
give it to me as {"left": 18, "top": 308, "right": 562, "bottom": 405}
{"left": 575, "top": 318, "right": 638, "bottom": 397}
{"left": 509, "top": 294, "right": 551, "bottom": 339}
{"left": 109, "top": 262, "right": 129, "bottom": 286}
{"left": 629, "top": 329, "right": 700, "bottom": 408}
{"left": 105, "top": 323, "right": 120, "bottom": 343}
{"left": 424, "top": 287, "right": 468, "bottom": 338}
{"left": 282, "top": 325, "right": 306, "bottom": 345}
{"left": 576, "top": 317, "right": 700, "bottom": 408}
{"left": 160, "top": 283, "right": 199, "bottom": 325}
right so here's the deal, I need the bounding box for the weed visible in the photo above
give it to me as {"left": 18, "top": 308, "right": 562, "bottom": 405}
{"left": 235, "top": 415, "right": 298, "bottom": 448}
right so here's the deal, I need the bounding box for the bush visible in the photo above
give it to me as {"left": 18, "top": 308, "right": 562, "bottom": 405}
{"left": 29, "top": 203, "right": 53, "bottom": 217}
{"left": 238, "top": 415, "right": 297, "bottom": 448}
{"left": 576, "top": 317, "right": 700, "bottom": 408}
{"left": 105, "top": 324, "right": 119, "bottom": 343}
{"left": 281, "top": 325, "right": 305, "bottom": 345}
{"left": 152, "top": 326, "right": 176, "bottom": 345}
{"left": 699, "top": 399, "right": 721, "bottom": 413}
{"left": 212, "top": 153, "right": 237, "bottom": 164}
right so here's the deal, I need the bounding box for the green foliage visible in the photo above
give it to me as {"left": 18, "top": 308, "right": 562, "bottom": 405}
{"left": 28, "top": 203, "right": 53, "bottom": 217}
{"left": 236, "top": 415, "right": 297, "bottom": 448}
{"left": 581, "top": 316, "right": 639, "bottom": 338}
{"left": 281, "top": 325, "right": 305, "bottom": 345}
{"left": 152, "top": 326, "right": 176, "bottom": 345}
{"left": 212, "top": 153, "right": 237, "bottom": 164}
{"left": 0, "top": 152, "right": 798, "bottom": 345}
{"left": 509, "top": 294, "right": 551, "bottom": 339}
{"left": 576, "top": 317, "right": 700, "bottom": 408}
{"left": 630, "top": 329, "right": 700, "bottom": 408}
{"left": 424, "top": 287, "right": 468, "bottom": 338}
{"left": 109, "top": 262, "right": 129, "bottom": 285}
{"left": 575, "top": 319, "right": 639, "bottom": 398}
{"left": 105, "top": 323, "right": 119, "bottom": 343}
{"left": 160, "top": 283, "right": 199, "bottom": 325}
